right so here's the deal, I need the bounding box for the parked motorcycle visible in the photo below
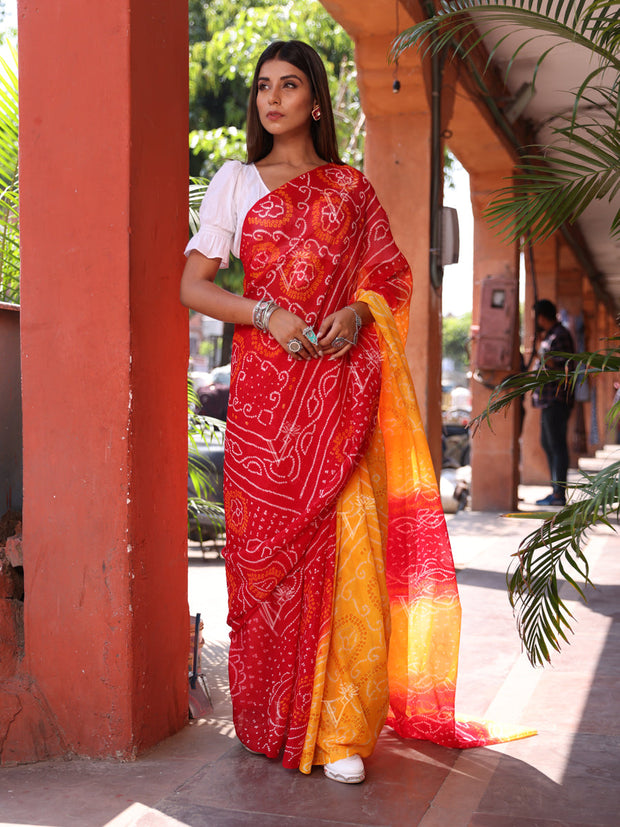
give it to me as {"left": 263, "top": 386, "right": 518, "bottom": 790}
{"left": 441, "top": 407, "right": 471, "bottom": 512}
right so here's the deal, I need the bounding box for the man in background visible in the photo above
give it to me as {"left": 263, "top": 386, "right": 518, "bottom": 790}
{"left": 532, "top": 299, "right": 576, "bottom": 506}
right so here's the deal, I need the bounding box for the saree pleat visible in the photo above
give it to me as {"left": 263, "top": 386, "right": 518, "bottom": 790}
{"left": 300, "top": 450, "right": 391, "bottom": 773}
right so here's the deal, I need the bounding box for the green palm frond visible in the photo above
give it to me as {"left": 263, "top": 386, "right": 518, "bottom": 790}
{"left": 187, "top": 497, "right": 226, "bottom": 533}
{"left": 0, "top": 40, "right": 19, "bottom": 304}
{"left": 472, "top": 341, "right": 620, "bottom": 430}
{"left": 187, "top": 377, "right": 226, "bottom": 543}
{"left": 485, "top": 126, "right": 620, "bottom": 242}
{"left": 507, "top": 460, "right": 620, "bottom": 665}
{"left": 189, "top": 176, "right": 209, "bottom": 237}
{"left": 392, "top": 1, "right": 620, "bottom": 87}
{"left": 391, "top": 1, "right": 620, "bottom": 243}
{"left": 473, "top": 337, "right": 620, "bottom": 664}
{"left": 393, "top": 2, "right": 620, "bottom": 663}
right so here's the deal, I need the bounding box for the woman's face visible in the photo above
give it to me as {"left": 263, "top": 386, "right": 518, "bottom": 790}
{"left": 256, "top": 58, "right": 315, "bottom": 140}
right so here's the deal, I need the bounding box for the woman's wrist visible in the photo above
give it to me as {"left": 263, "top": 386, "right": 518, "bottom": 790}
{"left": 346, "top": 301, "right": 372, "bottom": 325}
{"left": 252, "top": 298, "right": 280, "bottom": 332}
{"left": 343, "top": 304, "right": 364, "bottom": 345}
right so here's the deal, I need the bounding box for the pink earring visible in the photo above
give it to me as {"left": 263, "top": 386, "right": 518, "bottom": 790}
{"left": 311, "top": 104, "right": 321, "bottom": 122}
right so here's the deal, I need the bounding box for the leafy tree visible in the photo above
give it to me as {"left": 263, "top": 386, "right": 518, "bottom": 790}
{"left": 188, "top": 0, "right": 364, "bottom": 177}
{"left": 188, "top": 0, "right": 208, "bottom": 47}
{"left": 189, "top": 127, "right": 248, "bottom": 184}
{"left": 393, "top": 1, "right": 620, "bottom": 665}
{"left": 443, "top": 312, "right": 471, "bottom": 374}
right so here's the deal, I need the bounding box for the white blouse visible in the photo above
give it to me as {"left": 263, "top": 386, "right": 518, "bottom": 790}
{"left": 184, "top": 160, "right": 269, "bottom": 269}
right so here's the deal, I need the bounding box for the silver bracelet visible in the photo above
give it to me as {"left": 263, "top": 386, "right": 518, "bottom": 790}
{"left": 256, "top": 301, "right": 269, "bottom": 331}
{"left": 253, "top": 298, "right": 279, "bottom": 333}
{"left": 262, "top": 302, "right": 280, "bottom": 332}
{"left": 344, "top": 305, "right": 363, "bottom": 345}
{"left": 252, "top": 299, "right": 268, "bottom": 330}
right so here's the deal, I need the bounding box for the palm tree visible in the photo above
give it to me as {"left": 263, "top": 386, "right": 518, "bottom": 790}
{"left": 393, "top": 1, "right": 620, "bottom": 666}
{"left": 475, "top": 344, "right": 620, "bottom": 666}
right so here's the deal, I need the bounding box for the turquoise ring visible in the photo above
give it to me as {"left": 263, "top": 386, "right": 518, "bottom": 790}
{"left": 303, "top": 326, "right": 318, "bottom": 345}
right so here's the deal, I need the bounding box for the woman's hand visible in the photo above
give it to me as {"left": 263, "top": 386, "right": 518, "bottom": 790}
{"left": 318, "top": 302, "right": 372, "bottom": 359}
{"left": 268, "top": 308, "right": 323, "bottom": 360}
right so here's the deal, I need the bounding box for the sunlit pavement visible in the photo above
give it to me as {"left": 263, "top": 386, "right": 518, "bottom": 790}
{"left": 2, "top": 483, "right": 619, "bottom": 827}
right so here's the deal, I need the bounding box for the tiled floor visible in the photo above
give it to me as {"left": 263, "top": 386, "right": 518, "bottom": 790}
{"left": 2, "top": 486, "right": 619, "bottom": 826}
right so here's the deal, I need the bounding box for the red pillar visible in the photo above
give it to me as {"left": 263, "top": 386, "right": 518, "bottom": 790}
{"left": 356, "top": 33, "right": 444, "bottom": 472}
{"left": 9, "top": 0, "right": 189, "bottom": 762}
{"left": 521, "top": 236, "right": 559, "bottom": 485}
{"left": 522, "top": 235, "right": 588, "bottom": 483}
{"left": 468, "top": 170, "right": 521, "bottom": 511}
{"left": 318, "top": 1, "right": 447, "bottom": 472}
{"left": 445, "top": 63, "right": 523, "bottom": 511}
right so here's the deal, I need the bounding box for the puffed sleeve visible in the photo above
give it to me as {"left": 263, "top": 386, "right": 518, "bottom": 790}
{"left": 184, "top": 160, "right": 244, "bottom": 269}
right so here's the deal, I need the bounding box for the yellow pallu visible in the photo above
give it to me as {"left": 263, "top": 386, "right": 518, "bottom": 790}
{"left": 300, "top": 291, "right": 534, "bottom": 772}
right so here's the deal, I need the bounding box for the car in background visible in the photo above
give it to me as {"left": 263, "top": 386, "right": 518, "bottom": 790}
{"left": 205, "top": 364, "right": 231, "bottom": 387}
{"left": 188, "top": 417, "right": 226, "bottom": 545}
{"left": 191, "top": 364, "right": 231, "bottom": 421}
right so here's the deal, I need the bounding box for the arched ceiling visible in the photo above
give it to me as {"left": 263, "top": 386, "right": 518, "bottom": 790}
{"left": 321, "top": 0, "right": 620, "bottom": 313}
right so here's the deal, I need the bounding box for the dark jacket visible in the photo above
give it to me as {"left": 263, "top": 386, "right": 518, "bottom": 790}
{"left": 532, "top": 321, "right": 575, "bottom": 408}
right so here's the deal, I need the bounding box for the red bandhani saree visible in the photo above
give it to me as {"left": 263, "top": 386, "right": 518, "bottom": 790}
{"left": 223, "top": 164, "right": 533, "bottom": 771}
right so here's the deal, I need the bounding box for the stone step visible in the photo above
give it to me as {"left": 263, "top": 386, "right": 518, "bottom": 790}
{"left": 578, "top": 443, "right": 620, "bottom": 473}
{"left": 578, "top": 455, "right": 620, "bottom": 473}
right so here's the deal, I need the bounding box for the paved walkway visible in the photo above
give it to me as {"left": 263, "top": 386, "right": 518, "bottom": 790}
{"left": 2, "top": 485, "right": 619, "bottom": 826}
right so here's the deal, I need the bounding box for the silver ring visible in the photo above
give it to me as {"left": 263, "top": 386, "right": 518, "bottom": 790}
{"left": 332, "top": 336, "right": 353, "bottom": 349}
{"left": 288, "top": 338, "right": 303, "bottom": 353}
{"left": 303, "top": 326, "right": 318, "bottom": 345}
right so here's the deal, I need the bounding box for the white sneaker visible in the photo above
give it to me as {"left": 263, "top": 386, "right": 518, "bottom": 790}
{"left": 323, "top": 754, "right": 365, "bottom": 784}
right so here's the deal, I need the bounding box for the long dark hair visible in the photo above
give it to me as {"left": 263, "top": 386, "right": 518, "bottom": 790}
{"left": 246, "top": 40, "right": 343, "bottom": 165}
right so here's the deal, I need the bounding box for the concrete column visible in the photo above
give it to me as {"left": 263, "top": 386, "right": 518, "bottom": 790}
{"left": 356, "top": 34, "right": 444, "bottom": 471}
{"left": 0, "top": 304, "right": 21, "bottom": 512}
{"left": 557, "top": 243, "right": 588, "bottom": 459}
{"left": 595, "top": 301, "right": 615, "bottom": 447}
{"left": 603, "top": 307, "right": 619, "bottom": 444}
{"left": 8, "top": 0, "right": 189, "bottom": 763}
{"left": 582, "top": 277, "right": 618, "bottom": 455}
{"left": 581, "top": 279, "right": 599, "bottom": 452}
{"left": 468, "top": 170, "right": 521, "bottom": 511}
{"left": 521, "top": 236, "right": 559, "bottom": 485}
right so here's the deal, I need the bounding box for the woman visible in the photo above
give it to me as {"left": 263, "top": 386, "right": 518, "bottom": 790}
{"left": 181, "top": 40, "right": 530, "bottom": 784}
